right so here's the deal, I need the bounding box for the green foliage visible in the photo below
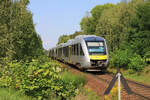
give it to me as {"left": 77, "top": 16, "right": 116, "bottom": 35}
{"left": 0, "top": 58, "right": 60, "bottom": 98}
{"left": 57, "top": 31, "right": 83, "bottom": 44}
{"left": 0, "top": 0, "right": 43, "bottom": 61}
{"left": 128, "top": 54, "right": 146, "bottom": 72}
{"left": 80, "top": 16, "right": 96, "bottom": 35}
{"left": 61, "top": 71, "right": 86, "bottom": 88}
{"left": 0, "top": 88, "right": 36, "bottom": 100}
{"left": 91, "top": 3, "right": 114, "bottom": 20}
{"left": 80, "top": 3, "right": 114, "bottom": 35}
{"left": 129, "top": 0, "right": 150, "bottom": 56}
{"left": 144, "top": 51, "right": 150, "bottom": 63}
{"left": 110, "top": 49, "right": 147, "bottom": 72}
{"left": 0, "top": 56, "right": 86, "bottom": 99}
{"left": 57, "top": 34, "right": 70, "bottom": 45}
{"left": 69, "top": 31, "right": 83, "bottom": 39}
{"left": 110, "top": 49, "right": 132, "bottom": 68}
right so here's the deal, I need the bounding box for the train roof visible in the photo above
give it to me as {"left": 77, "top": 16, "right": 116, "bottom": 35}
{"left": 75, "top": 35, "right": 97, "bottom": 39}
{"left": 84, "top": 36, "right": 104, "bottom": 41}
{"left": 75, "top": 35, "right": 104, "bottom": 41}
{"left": 50, "top": 35, "right": 105, "bottom": 49}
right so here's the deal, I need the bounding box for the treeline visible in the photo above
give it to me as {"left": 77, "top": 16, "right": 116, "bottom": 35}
{"left": 58, "top": 0, "right": 150, "bottom": 57}
{"left": 0, "top": 0, "right": 43, "bottom": 62}
{"left": 58, "top": 0, "right": 150, "bottom": 71}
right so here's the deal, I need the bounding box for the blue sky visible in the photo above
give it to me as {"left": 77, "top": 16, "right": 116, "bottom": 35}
{"left": 28, "top": 0, "right": 120, "bottom": 50}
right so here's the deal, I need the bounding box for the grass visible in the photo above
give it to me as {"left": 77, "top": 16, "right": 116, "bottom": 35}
{"left": 107, "top": 65, "right": 150, "bottom": 85}
{"left": 61, "top": 71, "right": 86, "bottom": 87}
{"left": 0, "top": 88, "right": 36, "bottom": 100}
{"left": 72, "top": 87, "right": 101, "bottom": 100}
{"left": 61, "top": 71, "right": 101, "bottom": 100}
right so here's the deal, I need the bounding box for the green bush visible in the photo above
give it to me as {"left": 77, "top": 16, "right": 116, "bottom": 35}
{"left": 110, "top": 49, "right": 132, "bottom": 68}
{"left": 128, "top": 54, "right": 146, "bottom": 72}
{"left": 0, "top": 58, "right": 62, "bottom": 99}
{"left": 0, "top": 56, "right": 85, "bottom": 99}
{"left": 110, "top": 49, "right": 147, "bottom": 72}
{"left": 144, "top": 51, "right": 150, "bottom": 63}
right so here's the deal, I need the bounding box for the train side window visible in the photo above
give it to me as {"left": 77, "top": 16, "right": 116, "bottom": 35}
{"left": 80, "top": 44, "right": 84, "bottom": 56}
{"left": 58, "top": 48, "right": 60, "bottom": 56}
{"left": 71, "top": 45, "right": 73, "bottom": 55}
{"left": 73, "top": 45, "right": 75, "bottom": 55}
{"left": 64, "top": 47, "right": 66, "bottom": 57}
{"left": 76, "top": 44, "right": 79, "bottom": 55}
{"left": 73, "top": 45, "right": 74, "bottom": 55}
{"left": 67, "top": 46, "right": 69, "bottom": 57}
{"left": 64, "top": 46, "right": 67, "bottom": 57}
{"left": 78, "top": 44, "right": 80, "bottom": 56}
{"left": 74, "top": 44, "right": 76, "bottom": 55}
{"left": 61, "top": 48, "right": 62, "bottom": 57}
{"left": 75, "top": 44, "right": 78, "bottom": 55}
{"left": 63, "top": 47, "right": 65, "bottom": 57}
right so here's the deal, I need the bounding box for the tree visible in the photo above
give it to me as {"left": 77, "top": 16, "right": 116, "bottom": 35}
{"left": 0, "top": 0, "right": 43, "bottom": 61}
{"left": 57, "top": 35, "right": 70, "bottom": 45}
{"left": 129, "top": 0, "right": 150, "bottom": 56}
{"left": 80, "top": 3, "right": 114, "bottom": 35}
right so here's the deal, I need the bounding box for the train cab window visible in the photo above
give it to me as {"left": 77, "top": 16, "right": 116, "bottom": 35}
{"left": 86, "top": 41, "right": 106, "bottom": 55}
{"left": 80, "top": 44, "right": 84, "bottom": 56}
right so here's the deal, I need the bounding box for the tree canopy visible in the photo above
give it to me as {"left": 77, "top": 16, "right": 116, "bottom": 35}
{"left": 0, "top": 0, "right": 43, "bottom": 61}
{"left": 58, "top": 0, "right": 150, "bottom": 57}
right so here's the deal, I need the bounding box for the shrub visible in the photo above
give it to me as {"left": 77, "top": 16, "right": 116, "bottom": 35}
{"left": 128, "top": 54, "right": 146, "bottom": 72}
{"left": 0, "top": 56, "right": 86, "bottom": 99}
{"left": 0, "top": 58, "right": 62, "bottom": 99}
{"left": 110, "top": 49, "right": 147, "bottom": 72}
{"left": 110, "top": 49, "right": 132, "bottom": 68}
{"left": 144, "top": 51, "right": 150, "bottom": 63}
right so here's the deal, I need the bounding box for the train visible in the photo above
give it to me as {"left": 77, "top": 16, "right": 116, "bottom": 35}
{"left": 49, "top": 35, "right": 109, "bottom": 71}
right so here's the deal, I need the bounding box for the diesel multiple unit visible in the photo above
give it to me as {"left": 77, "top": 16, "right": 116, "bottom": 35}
{"left": 49, "top": 35, "right": 109, "bottom": 71}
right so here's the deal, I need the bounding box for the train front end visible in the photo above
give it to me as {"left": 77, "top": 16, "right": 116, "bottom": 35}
{"left": 84, "top": 36, "right": 109, "bottom": 71}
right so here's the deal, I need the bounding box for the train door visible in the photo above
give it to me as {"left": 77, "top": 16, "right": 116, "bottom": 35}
{"left": 68, "top": 46, "right": 71, "bottom": 63}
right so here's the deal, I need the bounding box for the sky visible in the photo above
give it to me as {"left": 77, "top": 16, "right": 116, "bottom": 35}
{"left": 28, "top": 0, "right": 120, "bottom": 50}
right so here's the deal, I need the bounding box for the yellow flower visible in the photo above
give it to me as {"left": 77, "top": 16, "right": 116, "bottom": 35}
{"left": 87, "top": 88, "right": 91, "bottom": 93}
{"left": 104, "top": 95, "right": 111, "bottom": 100}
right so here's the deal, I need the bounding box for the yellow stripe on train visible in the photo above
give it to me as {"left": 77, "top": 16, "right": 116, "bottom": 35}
{"left": 89, "top": 55, "right": 107, "bottom": 60}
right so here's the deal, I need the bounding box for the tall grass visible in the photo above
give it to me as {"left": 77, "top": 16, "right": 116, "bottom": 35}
{"left": 61, "top": 71, "right": 86, "bottom": 87}
{"left": 0, "top": 88, "right": 36, "bottom": 100}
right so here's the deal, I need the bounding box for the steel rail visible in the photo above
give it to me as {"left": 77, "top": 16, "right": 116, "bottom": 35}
{"left": 58, "top": 60, "right": 150, "bottom": 100}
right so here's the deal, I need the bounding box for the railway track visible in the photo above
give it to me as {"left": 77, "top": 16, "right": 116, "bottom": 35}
{"left": 91, "top": 73, "right": 150, "bottom": 100}
{"left": 59, "top": 61, "right": 150, "bottom": 100}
